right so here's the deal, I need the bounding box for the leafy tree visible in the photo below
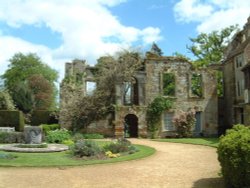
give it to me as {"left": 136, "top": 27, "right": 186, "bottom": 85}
{"left": 188, "top": 25, "right": 238, "bottom": 67}
{"left": 1, "top": 53, "right": 58, "bottom": 111}
{"left": 0, "top": 89, "right": 15, "bottom": 110}
{"left": 187, "top": 25, "right": 238, "bottom": 96}
{"left": 27, "top": 74, "right": 54, "bottom": 110}
{"left": 11, "top": 81, "right": 34, "bottom": 113}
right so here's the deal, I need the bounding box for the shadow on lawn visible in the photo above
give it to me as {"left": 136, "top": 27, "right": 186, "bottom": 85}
{"left": 192, "top": 177, "right": 224, "bottom": 188}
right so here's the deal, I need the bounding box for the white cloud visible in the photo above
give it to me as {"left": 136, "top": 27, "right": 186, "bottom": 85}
{"left": 0, "top": 0, "right": 162, "bottom": 82}
{"left": 174, "top": 0, "right": 250, "bottom": 33}
{"left": 174, "top": 0, "right": 213, "bottom": 23}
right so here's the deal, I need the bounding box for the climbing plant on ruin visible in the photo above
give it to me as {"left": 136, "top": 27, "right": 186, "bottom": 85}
{"left": 61, "top": 50, "right": 143, "bottom": 132}
{"left": 146, "top": 96, "right": 173, "bottom": 138}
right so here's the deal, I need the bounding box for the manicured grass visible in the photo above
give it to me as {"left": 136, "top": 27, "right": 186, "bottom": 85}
{"left": 153, "top": 138, "right": 219, "bottom": 148}
{"left": 0, "top": 144, "right": 155, "bottom": 167}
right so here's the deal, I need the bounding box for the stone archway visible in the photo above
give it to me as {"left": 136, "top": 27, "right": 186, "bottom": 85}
{"left": 124, "top": 114, "right": 138, "bottom": 138}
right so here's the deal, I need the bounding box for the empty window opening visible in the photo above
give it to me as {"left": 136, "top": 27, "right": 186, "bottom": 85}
{"left": 86, "top": 81, "right": 96, "bottom": 96}
{"left": 163, "top": 73, "right": 175, "bottom": 96}
{"left": 191, "top": 73, "right": 203, "bottom": 97}
{"left": 123, "top": 78, "right": 139, "bottom": 105}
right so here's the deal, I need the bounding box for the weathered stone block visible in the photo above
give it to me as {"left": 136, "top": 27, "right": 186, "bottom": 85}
{"left": 24, "top": 126, "right": 42, "bottom": 144}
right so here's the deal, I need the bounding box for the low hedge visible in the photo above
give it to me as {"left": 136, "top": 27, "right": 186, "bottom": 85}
{"left": 0, "top": 132, "right": 24, "bottom": 143}
{"left": 217, "top": 124, "right": 250, "bottom": 188}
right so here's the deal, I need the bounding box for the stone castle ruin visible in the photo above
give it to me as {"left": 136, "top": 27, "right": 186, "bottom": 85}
{"left": 60, "top": 52, "right": 218, "bottom": 138}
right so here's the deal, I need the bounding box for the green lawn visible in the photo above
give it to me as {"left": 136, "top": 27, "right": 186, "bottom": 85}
{"left": 152, "top": 138, "right": 219, "bottom": 148}
{"left": 0, "top": 144, "right": 155, "bottom": 167}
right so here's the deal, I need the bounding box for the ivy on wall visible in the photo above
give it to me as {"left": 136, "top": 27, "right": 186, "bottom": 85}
{"left": 146, "top": 96, "right": 173, "bottom": 138}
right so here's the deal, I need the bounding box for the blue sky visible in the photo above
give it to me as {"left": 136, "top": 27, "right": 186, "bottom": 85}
{"left": 0, "top": 0, "right": 249, "bottom": 82}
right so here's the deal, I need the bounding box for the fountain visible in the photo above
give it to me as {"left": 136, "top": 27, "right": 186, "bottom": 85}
{"left": 0, "top": 126, "right": 68, "bottom": 153}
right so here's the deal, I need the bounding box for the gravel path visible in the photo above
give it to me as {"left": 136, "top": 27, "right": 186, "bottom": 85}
{"left": 0, "top": 139, "right": 224, "bottom": 188}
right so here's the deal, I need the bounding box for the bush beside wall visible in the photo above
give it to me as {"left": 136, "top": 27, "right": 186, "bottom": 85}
{"left": 30, "top": 110, "right": 58, "bottom": 126}
{"left": 217, "top": 124, "right": 250, "bottom": 188}
{"left": 0, "top": 132, "right": 24, "bottom": 143}
{"left": 0, "top": 110, "right": 25, "bottom": 131}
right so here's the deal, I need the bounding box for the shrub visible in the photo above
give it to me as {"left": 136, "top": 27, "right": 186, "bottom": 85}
{"left": 62, "top": 139, "right": 74, "bottom": 146}
{"left": 45, "top": 129, "right": 71, "bottom": 143}
{"left": 103, "top": 138, "right": 135, "bottom": 154}
{"left": 72, "top": 133, "right": 84, "bottom": 142}
{"left": 72, "top": 133, "right": 104, "bottom": 142}
{"left": 71, "top": 139, "right": 102, "bottom": 157}
{"left": 40, "top": 124, "right": 60, "bottom": 135}
{"left": 217, "top": 124, "right": 250, "bottom": 188}
{"left": 172, "top": 108, "right": 196, "bottom": 137}
{"left": 82, "top": 133, "right": 104, "bottom": 139}
{"left": 0, "top": 132, "right": 24, "bottom": 143}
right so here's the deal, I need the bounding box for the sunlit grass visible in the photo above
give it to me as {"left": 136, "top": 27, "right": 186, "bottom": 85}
{"left": 152, "top": 138, "right": 219, "bottom": 148}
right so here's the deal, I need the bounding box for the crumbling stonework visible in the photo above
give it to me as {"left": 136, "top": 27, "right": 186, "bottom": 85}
{"left": 60, "top": 53, "right": 218, "bottom": 138}
{"left": 145, "top": 54, "right": 218, "bottom": 137}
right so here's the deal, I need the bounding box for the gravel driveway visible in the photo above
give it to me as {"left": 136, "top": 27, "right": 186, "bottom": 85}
{"left": 0, "top": 139, "right": 224, "bottom": 188}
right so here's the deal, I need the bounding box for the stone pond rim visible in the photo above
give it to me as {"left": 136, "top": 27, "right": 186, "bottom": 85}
{"left": 0, "top": 144, "right": 69, "bottom": 153}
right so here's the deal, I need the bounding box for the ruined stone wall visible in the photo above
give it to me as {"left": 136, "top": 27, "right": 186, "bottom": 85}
{"left": 145, "top": 57, "right": 218, "bottom": 137}
{"left": 59, "top": 60, "right": 89, "bottom": 129}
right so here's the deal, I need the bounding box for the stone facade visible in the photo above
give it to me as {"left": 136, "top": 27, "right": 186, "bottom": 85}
{"left": 144, "top": 54, "right": 218, "bottom": 137}
{"left": 223, "top": 16, "right": 250, "bottom": 128}
{"left": 60, "top": 54, "right": 218, "bottom": 138}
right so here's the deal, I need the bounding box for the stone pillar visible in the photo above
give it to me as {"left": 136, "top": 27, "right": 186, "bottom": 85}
{"left": 114, "top": 120, "right": 124, "bottom": 138}
{"left": 24, "top": 126, "right": 42, "bottom": 144}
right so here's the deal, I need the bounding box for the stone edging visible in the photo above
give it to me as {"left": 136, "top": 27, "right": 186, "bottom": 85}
{"left": 0, "top": 144, "right": 68, "bottom": 153}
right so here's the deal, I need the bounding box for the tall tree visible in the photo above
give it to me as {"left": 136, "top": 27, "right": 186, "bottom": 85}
{"left": 1, "top": 53, "right": 58, "bottom": 111}
{"left": 27, "top": 74, "right": 54, "bottom": 110}
{"left": 188, "top": 25, "right": 238, "bottom": 67}
{"left": 11, "top": 81, "right": 34, "bottom": 113}
{"left": 187, "top": 25, "right": 238, "bottom": 96}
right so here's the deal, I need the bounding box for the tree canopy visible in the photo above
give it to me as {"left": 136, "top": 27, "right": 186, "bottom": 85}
{"left": 2, "top": 53, "right": 58, "bottom": 90}
{"left": 187, "top": 25, "right": 238, "bottom": 97}
{"left": 187, "top": 25, "right": 238, "bottom": 67}
{"left": 1, "top": 53, "right": 58, "bottom": 112}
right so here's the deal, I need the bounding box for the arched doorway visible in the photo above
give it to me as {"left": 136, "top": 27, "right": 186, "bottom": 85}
{"left": 124, "top": 114, "right": 138, "bottom": 138}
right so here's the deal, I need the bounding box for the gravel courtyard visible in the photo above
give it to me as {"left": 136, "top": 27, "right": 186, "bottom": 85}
{"left": 0, "top": 139, "right": 224, "bottom": 188}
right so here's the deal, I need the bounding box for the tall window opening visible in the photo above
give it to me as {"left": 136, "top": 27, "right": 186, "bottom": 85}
{"left": 123, "top": 78, "right": 139, "bottom": 105}
{"left": 86, "top": 81, "right": 96, "bottom": 96}
{"left": 191, "top": 73, "right": 203, "bottom": 97}
{"left": 163, "top": 73, "right": 175, "bottom": 96}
